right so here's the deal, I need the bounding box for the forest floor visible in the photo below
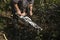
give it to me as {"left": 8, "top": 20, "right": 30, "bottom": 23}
{"left": 0, "top": 11, "right": 40, "bottom": 40}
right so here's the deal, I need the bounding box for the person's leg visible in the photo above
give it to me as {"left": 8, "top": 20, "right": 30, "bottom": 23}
{"left": 29, "top": 4, "right": 33, "bottom": 16}
{"left": 21, "top": 7, "right": 27, "bottom": 16}
{"left": 26, "top": 0, "right": 34, "bottom": 16}
{"left": 25, "top": 4, "right": 33, "bottom": 17}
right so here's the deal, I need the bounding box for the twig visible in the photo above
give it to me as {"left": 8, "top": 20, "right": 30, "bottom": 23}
{"left": 3, "top": 33, "right": 8, "bottom": 40}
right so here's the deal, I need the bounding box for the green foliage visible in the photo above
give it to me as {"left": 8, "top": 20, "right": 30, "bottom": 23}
{"left": 0, "top": 0, "right": 11, "bottom": 11}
